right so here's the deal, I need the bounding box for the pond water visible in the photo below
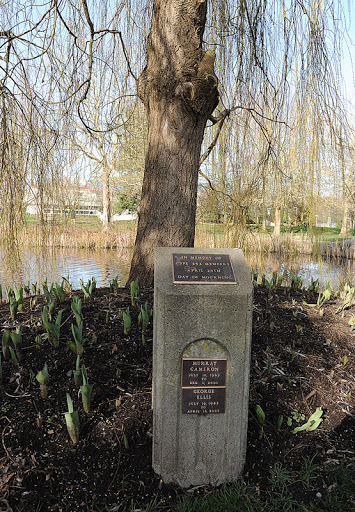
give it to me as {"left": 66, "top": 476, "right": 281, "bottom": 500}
{"left": 0, "top": 245, "right": 353, "bottom": 293}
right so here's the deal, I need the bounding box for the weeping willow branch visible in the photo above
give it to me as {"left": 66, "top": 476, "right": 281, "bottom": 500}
{"left": 199, "top": 110, "right": 230, "bottom": 166}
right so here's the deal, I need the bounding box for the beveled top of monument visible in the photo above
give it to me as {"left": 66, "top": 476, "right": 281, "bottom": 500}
{"left": 155, "top": 247, "right": 252, "bottom": 295}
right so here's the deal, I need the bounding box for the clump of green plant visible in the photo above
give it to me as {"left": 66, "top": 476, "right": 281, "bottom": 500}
{"left": 269, "top": 462, "right": 293, "bottom": 494}
{"left": 109, "top": 275, "right": 120, "bottom": 294}
{"left": 64, "top": 393, "right": 80, "bottom": 444}
{"left": 289, "top": 409, "right": 305, "bottom": 425}
{"left": 122, "top": 307, "right": 131, "bottom": 335}
{"left": 43, "top": 281, "right": 55, "bottom": 304}
{"left": 292, "top": 407, "right": 323, "bottom": 433}
{"left": 53, "top": 282, "right": 66, "bottom": 303}
{"left": 73, "top": 356, "right": 82, "bottom": 387}
{"left": 4, "top": 286, "right": 13, "bottom": 302}
{"left": 298, "top": 455, "right": 320, "bottom": 489}
{"left": 61, "top": 276, "right": 72, "bottom": 293}
{"left": 69, "top": 323, "right": 84, "bottom": 356}
{"left": 138, "top": 302, "right": 151, "bottom": 345}
{"left": 80, "top": 277, "right": 96, "bottom": 302}
{"left": 277, "top": 415, "right": 283, "bottom": 430}
{"left": 122, "top": 430, "right": 129, "bottom": 449}
{"left": 10, "top": 326, "right": 23, "bottom": 362}
{"left": 71, "top": 296, "right": 83, "bottom": 327}
{"left": 41, "top": 307, "right": 63, "bottom": 348}
{"left": 0, "top": 353, "right": 2, "bottom": 384}
{"left": 255, "top": 404, "right": 265, "bottom": 439}
{"left": 13, "top": 286, "right": 24, "bottom": 312}
{"left": 9, "top": 296, "right": 19, "bottom": 320}
{"left": 36, "top": 363, "right": 49, "bottom": 398}
{"left": 3, "top": 327, "right": 23, "bottom": 364}
{"left": 271, "top": 271, "right": 283, "bottom": 288}
{"left": 291, "top": 275, "right": 303, "bottom": 291}
{"left": 304, "top": 277, "right": 319, "bottom": 301}
{"left": 336, "top": 284, "right": 354, "bottom": 313}
{"left": 23, "top": 283, "right": 31, "bottom": 297}
{"left": 35, "top": 333, "right": 47, "bottom": 349}
{"left": 317, "top": 280, "right": 332, "bottom": 307}
{"left": 130, "top": 278, "right": 139, "bottom": 306}
{"left": 80, "top": 365, "right": 93, "bottom": 413}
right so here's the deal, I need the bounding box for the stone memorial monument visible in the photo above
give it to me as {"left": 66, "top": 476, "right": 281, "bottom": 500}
{"left": 152, "top": 247, "right": 253, "bottom": 487}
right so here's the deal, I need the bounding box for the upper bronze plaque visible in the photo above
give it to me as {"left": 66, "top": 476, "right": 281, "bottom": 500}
{"left": 172, "top": 253, "right": 236, "bottom": 284}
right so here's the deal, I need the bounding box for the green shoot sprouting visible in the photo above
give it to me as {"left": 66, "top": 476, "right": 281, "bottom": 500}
{"left": 41, "top": 307, "right": 63, "bottom": 347}
{"left": 130, "top": 278, "right": 139, "bottom": 306}
{"left": 10, "top": 326, "right": 23, "bottom": 362}
{"left": 71, "top": 296, "right": 83, "bottom": 327}
{"left": 9, "top": 296, "right": 19, "bottom": 320}
{"left": 73, "top": 356, "right": 82, "bottom": 387}
{"left": 36, "top": 363, "right": 49, "bottom": 398}
{"left": 80, "top": 277, "right": 96, "bottom": 301}
{"left": 69, "top": 323, "right": 84, "bottom": 356}
{"left": 80, "top": 365, "right": 93, "bottom": 413}
{"left": 53, "top": 282, "right": 66, "bottom": 303}
{"left": 65, "top": 393, "right": 80, "bottom": 444}
{"left": 13, "top": 286, "right": 24, "bottom": 311}
{"left": 255, "top": 404, "right": 266, "bottom": 439}
{"left": 123, "top": 307, "right": 131, "bottom": 335}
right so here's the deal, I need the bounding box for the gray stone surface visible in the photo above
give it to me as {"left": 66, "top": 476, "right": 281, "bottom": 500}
{"left": 152, "top": 247, "right": 253, "bottom": 487}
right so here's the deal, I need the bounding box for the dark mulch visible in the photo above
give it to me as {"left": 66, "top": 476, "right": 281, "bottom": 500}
{"left": 0, "top": 284, "right": 354, "bottom": 511}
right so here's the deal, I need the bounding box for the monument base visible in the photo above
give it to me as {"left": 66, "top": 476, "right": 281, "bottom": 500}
{"left": 152, "top": 248, "right": 253, "bottom": 487}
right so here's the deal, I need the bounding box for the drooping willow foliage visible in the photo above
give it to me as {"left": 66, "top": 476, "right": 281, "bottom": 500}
{"left": 202, "top": 0, "right": 353, "bottom": 237}
{"left": 0, "top": 0, "right": 353, "bottom": 242}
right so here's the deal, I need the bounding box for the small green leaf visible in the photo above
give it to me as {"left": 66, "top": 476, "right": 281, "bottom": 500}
{"left": 255, "top": 404, "right": 265, "bottom": 427}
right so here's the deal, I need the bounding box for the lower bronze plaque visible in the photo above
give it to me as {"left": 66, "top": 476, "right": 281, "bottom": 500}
{"left": 181, "top": 387, "right": 226, "bottom": 414}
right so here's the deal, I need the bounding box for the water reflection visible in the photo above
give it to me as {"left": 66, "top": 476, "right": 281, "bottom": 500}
{"left": 0, "top": 246, "right": 353, "bottom": 292}
{"left": 0, "top": 246, "right": 132, "bottom": 290}
{"left": 246, "top": 252, "right": 354, "bottom": 288}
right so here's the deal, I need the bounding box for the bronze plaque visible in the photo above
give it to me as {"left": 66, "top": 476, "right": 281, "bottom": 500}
{"left": 172, "top": 253, "right": 236, "bottom": 284}
{"left": 181, "top": 358, "right": 227, "bottom": 387}
{"left": 181, "top": 358, "right": 227, "bottom": 414}
{"left": 181, "top": 387, "right": 226, "bottom": 414}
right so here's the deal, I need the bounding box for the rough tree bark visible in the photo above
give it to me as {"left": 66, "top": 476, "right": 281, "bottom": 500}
{"left": 128, "top": 0, "right": 219, "bottom": 287}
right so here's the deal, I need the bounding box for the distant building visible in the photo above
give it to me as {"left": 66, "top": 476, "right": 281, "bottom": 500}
{"left": 111, "top": 210, "right": 137, "bottom": 221}
{"left": 25, "top": 184, "right": 102, "bottom": 216}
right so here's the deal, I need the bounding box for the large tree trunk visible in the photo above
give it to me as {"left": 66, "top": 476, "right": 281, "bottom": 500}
{"left": 128, "top": 0, "right": 218, "bottom": 288}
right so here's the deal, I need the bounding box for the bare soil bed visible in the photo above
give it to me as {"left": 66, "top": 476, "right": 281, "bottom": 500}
{"left": 0, "top": 283, "right": 354, "bottom": 511}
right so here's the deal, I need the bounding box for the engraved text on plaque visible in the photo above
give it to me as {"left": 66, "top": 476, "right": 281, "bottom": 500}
{"left": 181, "top": 358, "right": 227, "bottom": 414}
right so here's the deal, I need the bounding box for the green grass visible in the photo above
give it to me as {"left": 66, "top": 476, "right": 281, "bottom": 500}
{"left": 176, "top": 461, "right": 355, "bottom": 512}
